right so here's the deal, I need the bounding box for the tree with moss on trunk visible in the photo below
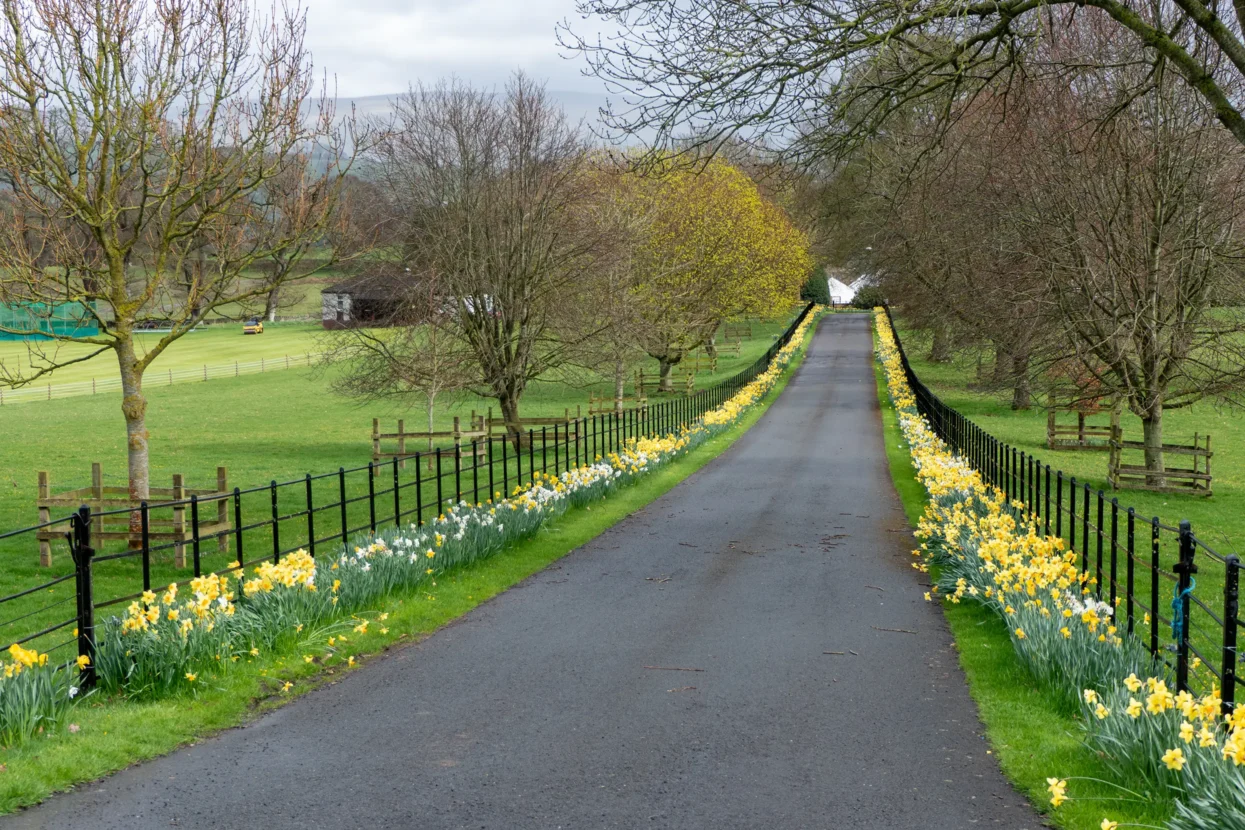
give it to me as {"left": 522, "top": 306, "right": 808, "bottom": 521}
{"left": 0, "top": 0, "right": 357, "bottom": 512}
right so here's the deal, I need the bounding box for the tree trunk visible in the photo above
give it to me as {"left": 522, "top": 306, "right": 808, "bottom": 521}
{"left": 928, "top": 328, "right": 951, "bottom": 363}
{"left": 658, "top": 357, "right": 677, "bottom": 393}
{"left": 118, "top": 338, "right": 149, "bottom": 546}
{"left": 499, "top": 391, "right": 523, "bottom": 449}
{"left": 704, "top": 331, "right": 718, "bottom": 360}
{"left": 265, "top": 285, "right": 280, "bottom": 322}
{"left": 990, "top": 346, "right": 1010, "bottom": 385}
{"left": 1010, "top": 352, "right": 1031, "bottom": 410}
{"left": 613, "top": 360, "right": 626, "bottom": 406}
{"left": 426, "top": 394, "right": 436, "bottom": 452}
{"left": 1141, "top": 402, "right": 1165, "bottom": 486}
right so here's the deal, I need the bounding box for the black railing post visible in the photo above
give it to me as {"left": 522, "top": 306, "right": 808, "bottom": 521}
{"left": 1081, "top": 484, "right": 1090, "bottom": 574}
{"left": 454, "top": 442, "right": 462, "bottom": 504}
{"left": 487, "top": 436, "right": 495, "bottom": 501}
{"left": 191, "top": 494, "right": 201, "bottom": 577}
{"left": 1044, "top": 465, "right": 1051, "bottom": 536}
{"left": 306, "top": 474, "right": 316, "bottom": 556}
{"left": 1175, "top": 520, "right": 1198, "bottom": 693}
{"left": 338, "top": 467, "right": 348, "bottom": 548}
{"left": 415, "top": 453, "right": 424, "bottom": 526}
{"left": 140, "top": 501, "right": 151, "bottom": 593}
{"left": 367, "top": 461, "right": 377, "bottom": 532}
{"left": 1056, "top": 472, "right": 1063, "bottom": 538}
{"left": 270, "top": 480, "right": 281, "bottom": 564}
{"left": 1109, "top": 498, "right": 1118, "bottom": 608}
{"left": 1069, "top": 476, "right": 1076, "bottom": 555}
{"left": 393, "top": 457, "right": 402, "bottom": 526}
{"left": 70, "top": 506, "right": 97, "bottom": 691}
{"left": 1224, "top": 556, "right": 1240, "bottom": 714}
{"left": 472, "top": 439, "right": 480, "bottom": 504}
{"left": 233, "top": 487, "right": 244, "bottom": 566}
{"left": 436, "top": 449, "right": 444, "bottom": 513}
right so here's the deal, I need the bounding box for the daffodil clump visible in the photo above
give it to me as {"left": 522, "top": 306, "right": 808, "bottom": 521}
{"left": 875, "top": 309, "right": 1155, "bottom": 703}
{"left": 1067, "top": 674, "right": 1245, "bottom": 829}
{"left": 47, "top": 309, "right": 823, "bottom": 725}
{"left": 0, "top": 643, "right": 75, "bottom": 745}
{"left": 876, "top": 308, "right": 1245, "bottom": 829}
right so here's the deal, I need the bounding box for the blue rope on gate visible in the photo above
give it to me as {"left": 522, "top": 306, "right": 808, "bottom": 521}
{"left": 1171, "top": 578, "right": 1197, "bottom": 641}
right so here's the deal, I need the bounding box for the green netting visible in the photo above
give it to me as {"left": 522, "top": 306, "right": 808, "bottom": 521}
{"left": 0, "top": 302, "right": 99, "bottom": 340}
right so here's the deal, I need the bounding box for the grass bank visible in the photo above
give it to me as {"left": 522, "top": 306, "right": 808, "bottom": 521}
{"left": 0, "top": 315, "right": 817, "bottom": 815}
{"left": 871, "top": 334, "right": 1172, "bottom": 830}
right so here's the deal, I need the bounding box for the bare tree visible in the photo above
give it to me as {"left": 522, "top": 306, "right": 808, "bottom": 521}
{"left": 367, "top": 74, "right": 604, "bottom": 436}
{"left": 0, "top": 0, "right": 357, "bottom": 505}
{"left": 1014, "top": 67, "right": 1245, "bottom": 478}
{"left": 564, "top": 2, "right": 1245, "bottom": 161}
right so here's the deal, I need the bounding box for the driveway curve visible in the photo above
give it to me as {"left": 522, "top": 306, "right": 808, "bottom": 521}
{"left": 4, "top": 314, "right": 1042, "bottom": 829}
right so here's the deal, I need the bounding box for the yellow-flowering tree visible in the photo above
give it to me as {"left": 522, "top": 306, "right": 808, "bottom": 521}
{"left": 609, "top": 157, "right": 809, "bottom": 391}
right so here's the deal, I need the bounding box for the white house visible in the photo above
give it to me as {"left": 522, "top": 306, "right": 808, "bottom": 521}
{"left": 827, "top": 276, "right": 856, "bottom": 306}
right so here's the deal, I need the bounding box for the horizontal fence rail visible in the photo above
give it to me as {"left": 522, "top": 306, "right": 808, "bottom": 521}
{"left": 883, "top": 306, "right": 1241, "bottom": 711}
{"left": 0, "top": 304, "right": 816, "bottom": 689}
{"left": 0, "top": 353, "right": 320, "bottom": 405}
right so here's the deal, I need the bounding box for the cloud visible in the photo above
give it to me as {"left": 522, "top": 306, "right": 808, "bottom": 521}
{"left": 303, "top": 0, "right": 603, "bottom": 97}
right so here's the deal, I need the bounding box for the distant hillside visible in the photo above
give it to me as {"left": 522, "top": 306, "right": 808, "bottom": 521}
{"left": 335, "top": 90, "right": 647, "bottom": 145}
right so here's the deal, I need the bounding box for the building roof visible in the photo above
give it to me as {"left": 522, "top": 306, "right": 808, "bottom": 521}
{"left": 322, "top": 268, "right": 418, "bottom": 302}
{"left": 827, "top": 277, "right": 856, "bottom": 301}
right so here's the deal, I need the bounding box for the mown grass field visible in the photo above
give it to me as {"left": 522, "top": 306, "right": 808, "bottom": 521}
{"left": 897, "top": 323, "right": 1240, "bottom": 695}
{"left": 0, "top": 313, "right": 799, "bottom": 662}
{"left": 0, "top": 322, "right": 325, "bottom": 388}
{"left": 873, "top": 331, "right": 1174, "bottom": 830}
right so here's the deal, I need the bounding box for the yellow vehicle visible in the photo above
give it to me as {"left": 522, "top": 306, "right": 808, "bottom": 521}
{"left": 243, "top": 318, "right": 264, "bottom": 335}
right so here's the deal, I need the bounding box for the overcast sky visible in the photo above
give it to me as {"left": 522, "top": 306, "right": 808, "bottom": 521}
{"left": 303, "top": 0, "right": 605, "bottom": 99}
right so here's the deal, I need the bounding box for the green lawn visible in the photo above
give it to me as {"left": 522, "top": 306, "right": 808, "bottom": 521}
{"left": 0, "top": 312, "right": 816, "bottom": 815}
{"left": 896, "top": 323, "right": 1238, "bottom": 696}
{"left": 873, "top": 333, "right": 1175, "bottom": 830}
{"left": 0, "top": 321, "right": 325, "bottom": 389}
{"left": 0, "top": 314, "right": 798, "bottom": 662}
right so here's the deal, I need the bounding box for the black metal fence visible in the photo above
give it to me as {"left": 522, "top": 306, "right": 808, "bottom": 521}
{"left": 884, "top": 307, "right": 1241, "bottom": 711}
{"left": 0, "top": 304, "right": 816, "bottom": 690}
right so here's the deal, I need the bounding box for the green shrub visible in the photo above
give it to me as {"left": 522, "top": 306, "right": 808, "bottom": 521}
{"left": 851, "top": 285, "right": 886, "bottom": 309}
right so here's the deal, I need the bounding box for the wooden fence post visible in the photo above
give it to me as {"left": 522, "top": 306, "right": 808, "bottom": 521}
{"left": 217, "top": 466, "right": 229, "bottom": 555}
{"left": 372, "top": 418, "right": 380, "bottom": 465}
{"left": 397, "top": 419, "right": 406, "bottom": 470}
{"left": 37, "top": 471, "right": 51, "bottom": 567}
{"left": 91, "top": 462, "right": 103, "bottom": 542}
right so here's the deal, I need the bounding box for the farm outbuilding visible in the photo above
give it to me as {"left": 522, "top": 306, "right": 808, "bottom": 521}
{"left": 321, "top": 269, "right": 418, "bottom": 330}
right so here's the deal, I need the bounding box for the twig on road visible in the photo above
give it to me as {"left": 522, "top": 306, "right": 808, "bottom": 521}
{"left": 871, "top": 626, "right": 918, "bottom": 635}
{"left": 644, "top": 666, "right": 704, "bottom": 672}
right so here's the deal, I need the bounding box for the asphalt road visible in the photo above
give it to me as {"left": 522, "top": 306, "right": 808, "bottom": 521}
{"left": 4, "top": 314, "right": 1044, "bottom": 829}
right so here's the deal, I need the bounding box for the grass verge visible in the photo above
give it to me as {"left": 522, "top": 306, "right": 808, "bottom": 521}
{"left": 0, "top": 316, "right": 818, "bottom": 815}
{"left": 871, "top": 342, "right": 1172, "bottom": 830}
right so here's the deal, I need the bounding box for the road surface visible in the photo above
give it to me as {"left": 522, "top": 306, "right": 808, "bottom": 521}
{"left": 4, "top": 314, "right": 1042, "bottom": 829}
